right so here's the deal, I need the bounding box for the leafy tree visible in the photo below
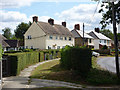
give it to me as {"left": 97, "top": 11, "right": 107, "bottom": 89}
{"left": 2, "top": 27, "right": 12, "bottom": 39}
{"left": 100, "top": 29, "right": 114, "bottom": 40}
{"left": 14, "top": 22, "right": 30, "bottom": 40}
{"left": 117, "top": 33, "right": 120, "bottom": 41}
{"left": 99, "top": 1, "right": 120, "bottom": 29}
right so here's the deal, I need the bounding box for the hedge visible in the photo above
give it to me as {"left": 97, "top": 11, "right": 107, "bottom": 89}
{"left": 4, "top": 50, "right": 60, "bottom": 76}
{"left": 93, "top": 49, "right": 110, "bottom": 55}
{"left": 60, "top": 46, "right": 92, "bottom": 76}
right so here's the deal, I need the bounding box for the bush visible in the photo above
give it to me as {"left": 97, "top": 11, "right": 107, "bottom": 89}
{"left": 60, "top": 46, "right": 92, "bottom": 76}
{"left": 93, "top": 49, "right": 110, "bottom": 55}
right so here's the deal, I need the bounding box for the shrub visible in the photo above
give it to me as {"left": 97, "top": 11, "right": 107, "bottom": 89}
{"left": 60, "top": 46, "right": 92, "bottom": 76}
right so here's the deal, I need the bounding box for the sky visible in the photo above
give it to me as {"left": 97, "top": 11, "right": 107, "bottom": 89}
{"left": 0, "top": 0, "right": 113, "bottom": 34}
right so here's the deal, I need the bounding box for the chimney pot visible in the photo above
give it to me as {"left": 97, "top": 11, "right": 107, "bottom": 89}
{"left": 32, "top": 16, "right": 38, "bottom": 23}
{"left": 74, "top": 24, "right": 80, "bottom": 30}
{"left": 95, "top": 28, "right": 100, "bottom": 33}
{"left": 62, "top": 22, "right": 66, "bottom": 27}
{"left": 48, "top": 18, "right": 54, "bottom": 25}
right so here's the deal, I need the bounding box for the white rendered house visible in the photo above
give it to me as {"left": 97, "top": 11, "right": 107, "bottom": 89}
{"left": 24, "top": 16, "right": 74, "bottom": 49}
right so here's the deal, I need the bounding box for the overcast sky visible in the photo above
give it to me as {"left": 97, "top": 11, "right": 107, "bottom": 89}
{"left": 0, "top": 0, "right": 113, "bottom": 34}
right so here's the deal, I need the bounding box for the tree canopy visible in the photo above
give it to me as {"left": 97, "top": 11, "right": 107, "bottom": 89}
{"left": 2, "top": 27, "right": 12, "bottom": 39}
{"left": 14, "top": 22, "right": 30, "bottom": 40}
{"left": 99, "top": 1, "right": 120, "bottom": 29}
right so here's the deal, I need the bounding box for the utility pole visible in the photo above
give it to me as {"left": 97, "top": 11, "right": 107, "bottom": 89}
{"left": 112, "top": 2, "right": 120, "bottom": 78}
{"left": 83, "top": 23, "right": 85, "bottom": 46}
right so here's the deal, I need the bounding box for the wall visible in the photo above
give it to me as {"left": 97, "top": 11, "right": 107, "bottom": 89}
{"left": 94, "top": 39, "right": 99, "bottom": 49}
{"left": 46, "top": 35, "right": 74, "bottom": 49}
{"left": 118, "top": 24, "right": 120, "bottom": 33}
{"left": 24, "top": 22, "right": 46, "bottom": 49}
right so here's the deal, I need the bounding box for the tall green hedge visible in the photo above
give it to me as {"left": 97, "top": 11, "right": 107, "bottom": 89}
{"left": 5, "top": 50, "right": 60, "bottom": 76}
{"left": 61, "top": 46, "right": 92, "bottom": 75}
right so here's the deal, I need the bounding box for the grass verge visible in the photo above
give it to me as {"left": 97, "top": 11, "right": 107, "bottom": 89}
{"left": 30, "top": 57, "right": 120, "bottom": 86}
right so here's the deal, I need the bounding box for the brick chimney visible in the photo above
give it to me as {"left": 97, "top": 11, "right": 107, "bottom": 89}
{"left": 74, "top": 24, "right": 80, "bottom": 30}
{"left": 32, "top": 16, "right": 38, "bottom": 23}
{"left": 48, "top": 18, "right": 54, "bottom": 25}
{"left": 62, "top": 22, "right": 66, "bottom": 27}
{"left": 95, "top": 28, "right": 100, "bottom": 33}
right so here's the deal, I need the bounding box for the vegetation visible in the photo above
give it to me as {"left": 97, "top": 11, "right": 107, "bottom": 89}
{"left": 99, "top": 1, "right": 120, "bottom": 29}
{"left": 2, "top": 27, "right": 12, "bottom": 39}
{"left": 30, "top": 56, "right": 120, "bottom": 85}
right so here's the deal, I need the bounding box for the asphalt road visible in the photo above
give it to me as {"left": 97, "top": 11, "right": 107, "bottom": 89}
{"left": 97, "top": 57, "right": 120, "bottom": 73}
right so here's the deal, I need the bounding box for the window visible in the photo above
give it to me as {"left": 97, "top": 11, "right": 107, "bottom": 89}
{"left": 65, "top": 37, "right": 67, "bottom": 40}
{"left": 31, "top": 46, "right": 33, "bottom": 49}
{"left": 26, "top": 46, "right": 28, "bottom": 49}
{"left": 56, "top": 36, "right": 58, "bottom": 40}
{"left": 108, "top": 40, "right": 110, "bottom": 44}
{"left": 89, "top": 39, "right": 92, "bottom": 43}
{"left": 27, "top": 35, "right": 31, "bottom": 39}
{"left": 104, "top": 40, "right": 106, "bottom": 43}
{"left": 48, "top": 46, "right": 51, "bottom": 49}
{"left": 57, "top": 46, "right": 60, "bottom": 49}
{"left": 60, "top": 36, "right": 63, "bottom": 40}
{"left": 49, "top": 35, "right": 53, "bottom": 39}
{"left": 99, "top": 40, "right": 101, "bottom": 43}
{"left": 62, "top": 46, "right": 65, "bottom": 48}
{"left": 69, "top": 37, "right": 71, "bottom": 41}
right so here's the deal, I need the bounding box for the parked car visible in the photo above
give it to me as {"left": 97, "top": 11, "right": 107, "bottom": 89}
{"left": 92, "top": 51, "right": 100, "bottom": 57}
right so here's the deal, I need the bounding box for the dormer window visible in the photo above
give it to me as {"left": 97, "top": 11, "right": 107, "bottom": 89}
{"left": 49, "top": 35, "right": 53, "bottom": 39}
{"left": 28, "top": 35, "right": 31, "bottom": 39}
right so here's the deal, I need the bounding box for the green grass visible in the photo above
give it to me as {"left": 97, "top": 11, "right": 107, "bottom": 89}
{"left": 30, "top": 57, "right": 120, "bottom": 86}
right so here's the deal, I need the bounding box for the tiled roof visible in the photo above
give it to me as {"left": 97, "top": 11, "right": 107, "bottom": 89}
{"left": 91, "top": 31, "right": 111, "bottom": 40}
{"left": 71, "top": 29, "right": 93, "bottom": 39}
{"left": 4, "top": 40, "right": 19, "bottom": 47}
{"left": 37, "top": 22, "right": 73, "bottom": 37}
{"left": 0, "top": 34, "right": 10, "bottom": 47}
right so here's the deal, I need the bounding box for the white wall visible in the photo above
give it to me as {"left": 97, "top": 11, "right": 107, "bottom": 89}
{"left": 94, "top": 39, "right": 99, "bottom": 49}
{"left": 88, "top": 39, "right": 94, "bottom": 46}
{"left": 46, "top": 35, "right": 74, "bottom": 49}
{"left": 118, "top": 24, "right": 120, "bottom": 33}
{"left": 24, "top": 22, "right": 46, "bottom": 49}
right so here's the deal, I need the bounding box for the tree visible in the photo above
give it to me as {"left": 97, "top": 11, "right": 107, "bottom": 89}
{"left": 117, "top": 33, "right": 120, "bottom": 41}
{"left": 14, "top": 22, "right": 30, "bottom": 40}
{"left": 99, "top": 1, "right": 120, "bottom": 29}
{"left": 2, "top": 27, "right": 12, "bottom": 39}
{"left": 100, "top": 29, "right": 114, "bottom": 40}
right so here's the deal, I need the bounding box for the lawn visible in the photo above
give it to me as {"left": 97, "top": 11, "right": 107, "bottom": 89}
{"left": 30, "top": 57, "right": 120, "bottom": 86}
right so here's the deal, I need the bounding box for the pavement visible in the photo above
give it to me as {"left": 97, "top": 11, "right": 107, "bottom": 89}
{"left": 97, "top": 57, "right": 120, "bottom": 73}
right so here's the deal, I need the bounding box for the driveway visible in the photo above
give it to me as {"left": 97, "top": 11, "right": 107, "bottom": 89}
{"left": 97, "top": 57, "right": 120, "bottom": 73}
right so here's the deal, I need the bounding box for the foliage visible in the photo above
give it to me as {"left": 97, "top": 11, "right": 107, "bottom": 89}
{"left": 93, "top": 49, "right": 110, "bottom": 55}
{"left": 0, "top": 44, "right": 2, "bottom": 60}
{"left": 5, "top": 49, "right": 60, "bottom": 76}
{"left": 14, "top": 22, "right": 30, "bottom": 40}
{"left": 102, "top": 45, "right": 108, "bottom": 50}
{"left": 117, "top": 33, "right": 120, "bottom": 41}
{"left": 60, "top": 46, "right": 92, "bottom": 76}
{"left": 99, "top": 1, "right": 120, "bottom": 29}
{"left": 2, "top": 27, "right": 12, "bottom": 39}
{"left": 100, "top": 29, "right": 114, "bottom": 39}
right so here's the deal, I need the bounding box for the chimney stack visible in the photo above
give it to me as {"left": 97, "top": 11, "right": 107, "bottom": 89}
{"left": 48, "top": 18, "right": 54, "bottom": 25}
{"left": 62, "top": 22, "right": 66, "bottom": 27}
{"left": 74, "top": 24, "right": 80, "bottom": 30}
{"left": 95, "top": 28, "right": 100, "bottom": 33}
{"left": 33, "top": 16, "right": 38, "bottom": 23}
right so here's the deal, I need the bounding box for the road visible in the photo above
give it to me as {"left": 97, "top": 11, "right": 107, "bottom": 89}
{"left": 97, "top": 57, "right": 120, "bottom": 73}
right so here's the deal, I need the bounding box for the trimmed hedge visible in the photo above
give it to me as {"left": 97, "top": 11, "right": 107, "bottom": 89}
{"left": 61, "top": 46, "right": 92, "bottom": 75}
{"left": 5, "top": 50, "right": 60, "bottom": 76}
{"left": 93, "top": 49, "right": 110, "bottom": 55}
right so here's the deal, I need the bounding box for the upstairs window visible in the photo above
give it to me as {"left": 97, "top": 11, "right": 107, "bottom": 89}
{"left": 89, "top": 39, "right": 92, "bottom": 43}
{"left": 65, "top": 37, "right": 67, "bottom": 40}
{"left": 60, "top": 36, "right": 63, "bottom": 40}
{"left": 69, "top": 37, "right": 71, "bottom": 41}
{"left": 49, "top": 35, "right": 53, "bottom": 39}
{"left": 104, "top": 40, "right": 106, "bottom": 43}
{"left": 28, "top": 35, "right": 31, "bottom": 39}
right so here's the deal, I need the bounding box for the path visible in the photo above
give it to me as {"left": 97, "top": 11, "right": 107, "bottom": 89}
{"left": 2, "top": 58, "right": 82, "bottom": 89}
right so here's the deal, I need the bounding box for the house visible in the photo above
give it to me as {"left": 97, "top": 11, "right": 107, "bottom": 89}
{"left": 118, "top": 24, "right": 120, "bottom": 33}
{"left": 0, "top": 34, "right": 19, "bottom": 51}
{"left": 88, "top": 29, "right": 111, "bottom": 49}
{"left": 71, "top": 24, "right": 94, "bottom": 48}
{"left": 24, "top": 16, "right": 74, "bottom": 49}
